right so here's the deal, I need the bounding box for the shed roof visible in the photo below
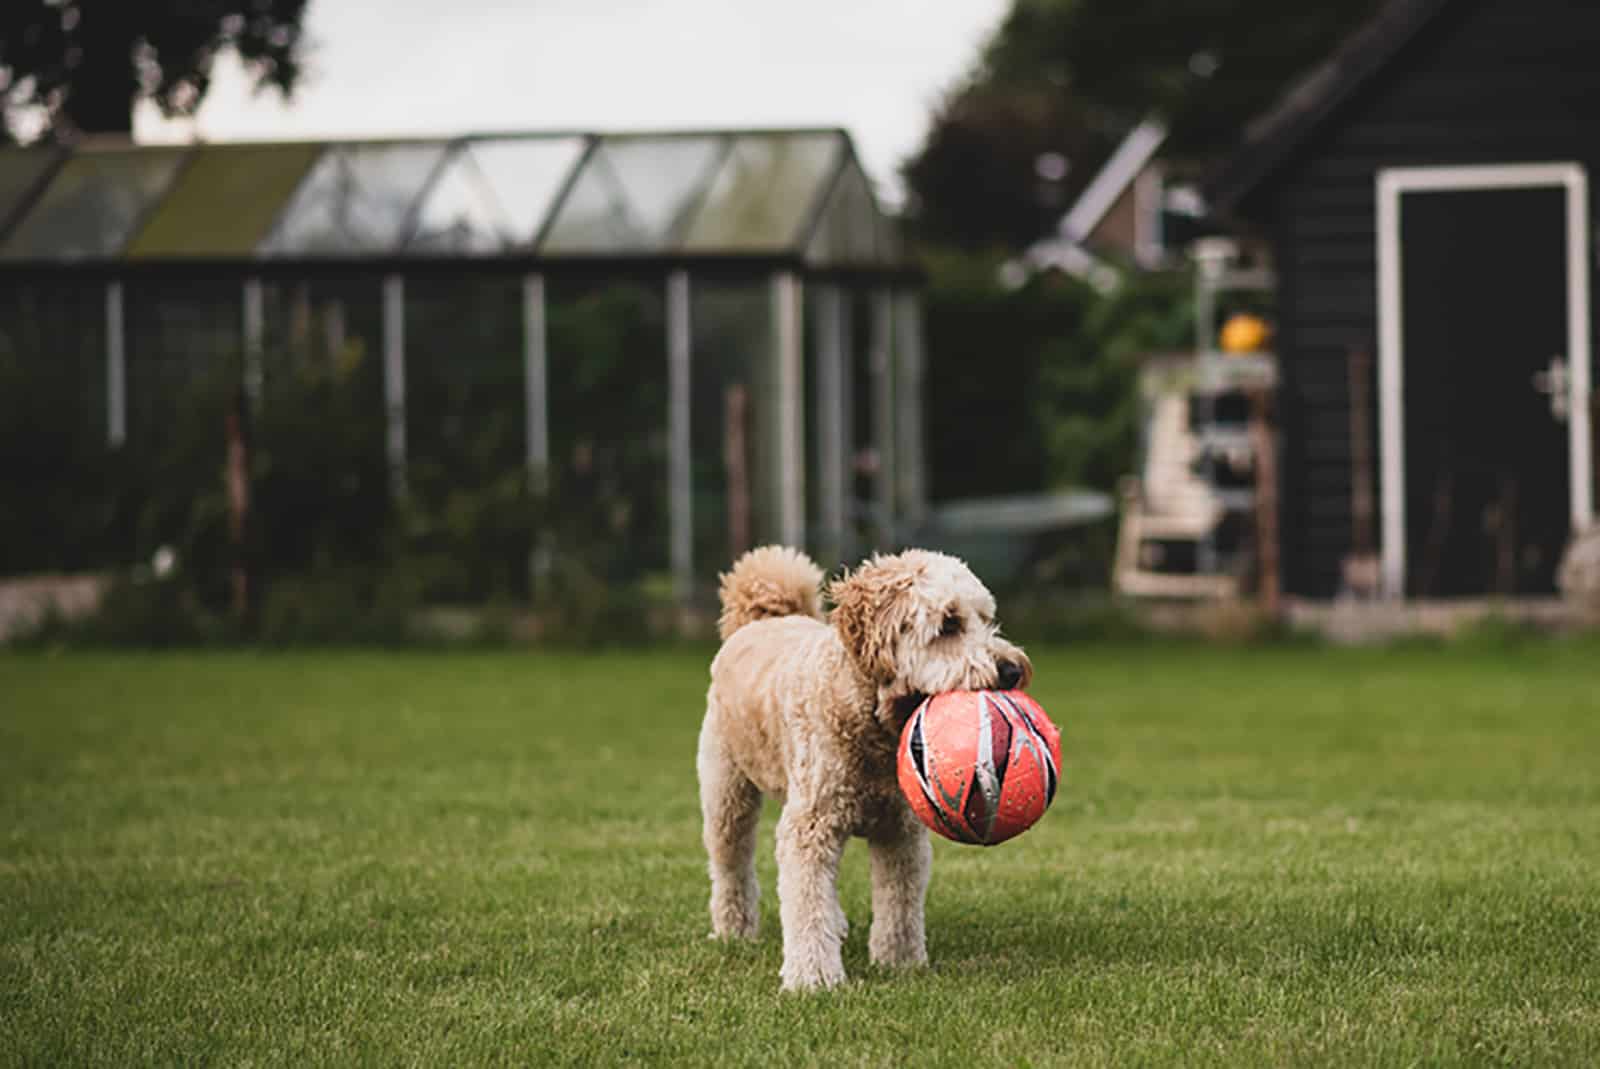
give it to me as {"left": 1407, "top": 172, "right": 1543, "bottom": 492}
{"left": 0, "top": 128, "right": 902, "bottom": 270}
{"left": 1018, "top": 115, "right": 1168, "bottom": 289}
{"left": 1206, "top": 0, "right": 1459, "bottom": 216}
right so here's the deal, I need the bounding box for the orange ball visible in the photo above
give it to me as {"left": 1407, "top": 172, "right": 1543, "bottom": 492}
{"left": 897, "top": 690, "right": 1062, "bottom": 846}
{"left": 1220, "top": 313, "right": 1271, "bottom": 353}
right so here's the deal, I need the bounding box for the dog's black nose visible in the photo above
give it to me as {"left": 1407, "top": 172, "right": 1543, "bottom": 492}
{"left": 996, "top": 660, "right": 1023, "bottom": 690}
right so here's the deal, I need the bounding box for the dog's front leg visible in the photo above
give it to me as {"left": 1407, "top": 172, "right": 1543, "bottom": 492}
{"left": 868, "top": 805, "right": 931, "bottom": 969}
{"left": 775, "top": 801, "right": 849, "bottom": 991}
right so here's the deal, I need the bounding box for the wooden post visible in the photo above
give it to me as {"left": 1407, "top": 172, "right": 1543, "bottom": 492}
{"left": 771, "top": 271, "right": 804, "bottom": 550}
{"left": 813, "top": 285, "right": 845, "bottom": 568}
{"left": 1348, "top": 348, "right": 1375, "bottom": 557}
{"left": 524, "top": 273, "right": 553, "bottom": 596}
{"left": 894, "top": 291, "right": 927, "bottom": 533}
{"left": 242, "top": 278, "right": 265, "bottom": 413}
{"left": 105, "top": 281, "right": 126, "bottom": 448}
{"left": 725, "top": 383, "right": 750, "bottom": 559}
{"left": 668, "top": 270, "right": 693, "bottom": 602}
{"left": 1588, "top": 389, "right": 1600, "bottom": 533}
{"left": 381, "top": 274, "right": 406, "bottom": 499}
{"left": 523, "top": 274, "right": 550, "bottom": 490}
{"left": 1250, "top": 387, "right": 1281, "bottom": 619}
{"left": 870, "top": 289, "right": 895, "bottom": 547}
{"left": 1416, "top": 470, "right": 1455, "bottom": 599}
{"left": 1493, "top": 472, "right": 1518, "bottom": 595}
{"left": 226, "top": 388, "right": 254, "bottom": 622}
{"left": 1341, "top": 346, "right": 1382, "bottom": 596}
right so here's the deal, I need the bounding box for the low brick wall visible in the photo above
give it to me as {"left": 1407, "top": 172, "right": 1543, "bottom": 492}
{"left": 0, "top": 574, "right": 111, "bottom": 641}
{"left": 1285, "top": 595, "right": 1594, "bottom": 644}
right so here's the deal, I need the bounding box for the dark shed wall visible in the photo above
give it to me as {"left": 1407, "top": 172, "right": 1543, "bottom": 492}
{"left": 1255, "top": 0, "right": 1600, "bottom": 597}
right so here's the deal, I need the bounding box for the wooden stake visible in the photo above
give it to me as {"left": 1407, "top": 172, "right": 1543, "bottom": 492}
{"left": 725, "top": 383, "right": 750, "bottom": 559}
{"left": 1251, "top": 387, "right": 1281, "bottom": 619}
{"left": 1348, "top": 347, "right": 1376, "bottom": 557}
{"left": 225, "top": 388, "right": 253, "bottom": 622}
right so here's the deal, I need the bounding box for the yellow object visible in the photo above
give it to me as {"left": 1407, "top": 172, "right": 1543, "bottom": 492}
{"left": 1219, "top": 313, "right": 1270, "bottom": 353}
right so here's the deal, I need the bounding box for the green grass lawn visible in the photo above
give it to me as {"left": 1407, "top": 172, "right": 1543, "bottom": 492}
{"left": 2, "top": 640, "right": 1599, "bottom": 1066}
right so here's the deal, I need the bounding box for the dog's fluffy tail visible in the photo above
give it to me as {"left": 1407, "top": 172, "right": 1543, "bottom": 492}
{"left": 717, "top": 545, "right": 824, "bottom": 640}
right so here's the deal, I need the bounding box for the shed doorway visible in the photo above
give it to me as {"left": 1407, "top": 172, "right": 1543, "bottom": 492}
{"left": 1376, "top": 163, "right": 1593, "bottom": 597}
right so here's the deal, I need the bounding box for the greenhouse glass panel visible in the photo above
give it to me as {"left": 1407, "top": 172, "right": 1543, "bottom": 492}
{"left": 545, "top": 278, "right": 670, "bottom": 584}
{"left": 690, "top": 280, "right": 785, "bottom": 573}
{"left": 246, "top": 278, "right": 390, "bottom": 573}
{"left": 405, "top": 146, "right": 501, "bottom": 255}
{"left": 541, "top": 136, "right": 723, "bottom": 252}
{"left": 126, "top": 143, "right": 322, "bottom": 258}
{"left": 0, "top": 148, "right": 62, "bottom": 235}
{"left": 255, "top": 278, "right": 387, "bottom": 397}
{"left": 407, "top": 136, "right": 586, "bottom": 253}
{"left": 850, "top": 291, "right": 885, "bottom": 547}
{"left": 0, "top": 281, "right": 106, "bottom": 441}
{"left": 1, "top": 147, "right": 189, "bottom": 261}
{"left": 259, "top": 142, "right": 447, "bottom": 255}
{"left": 0, "top": 282, "right": 112, "bottom": 574}
{"left": 803, "top": 284, "right": 860, "bottom": 569}
{"left": 804, "top": 160, "right": 885, "bottom": 267}
{"left": 124, "top": 279, "right": 243, "bottom": 447}
{"left": 403, "top": 277, "right": 530, "bottom": 598}
{"left": 681, "top": 133, "right": 841, "bottom": 251}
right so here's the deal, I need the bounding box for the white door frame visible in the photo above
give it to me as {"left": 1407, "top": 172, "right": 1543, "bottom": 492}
{"left": 1375, "top": 162, "right": 1593, "bottom": 599}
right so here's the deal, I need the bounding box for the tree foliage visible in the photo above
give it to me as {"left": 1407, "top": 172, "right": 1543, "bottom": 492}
{"left": 903, "top": 85, "right": 1108, "bottom": 254}
{"left": 904, "top": 0, "right": 1381, "bottom": 251}
{"left": 921, "top": 251, "right": 1190, "bottom": 503}
{"left": 0, "top": 0, "right": 309, "bottom": 141}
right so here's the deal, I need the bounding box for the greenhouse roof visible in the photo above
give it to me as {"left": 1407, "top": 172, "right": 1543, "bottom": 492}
{"left": 0, "top": 128, "right": 903, "bottom": 270}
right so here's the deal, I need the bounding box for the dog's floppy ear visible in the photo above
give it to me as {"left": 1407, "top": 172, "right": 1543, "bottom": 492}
{"left": 827, "top": 556, "right": 919, "bottom": 682}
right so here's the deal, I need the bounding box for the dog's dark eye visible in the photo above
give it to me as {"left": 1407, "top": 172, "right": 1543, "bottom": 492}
{"left": 940, "top": 613, "right": 963, "bottom": 637}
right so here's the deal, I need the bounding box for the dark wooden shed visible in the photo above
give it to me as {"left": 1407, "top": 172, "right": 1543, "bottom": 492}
{"left": 1210, "top": 0, "right": 1598, "bottom": 599}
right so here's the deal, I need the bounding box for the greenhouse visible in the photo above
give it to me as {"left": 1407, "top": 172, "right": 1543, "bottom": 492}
{"left": 0, "top": 129, "right": 923, "bottom": 605}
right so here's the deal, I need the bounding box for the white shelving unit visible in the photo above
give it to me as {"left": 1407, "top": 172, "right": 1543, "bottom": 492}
{"left": 1114, "top": 244, "right": 1279, "bottom": 599}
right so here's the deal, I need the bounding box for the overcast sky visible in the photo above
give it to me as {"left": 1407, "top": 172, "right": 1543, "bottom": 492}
{"left": 134, "top": 0, "right": 1011, "bottom": 205}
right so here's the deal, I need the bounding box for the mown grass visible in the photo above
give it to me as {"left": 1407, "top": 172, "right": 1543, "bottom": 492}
{"left": 2, "top": 640, "right": 1598, "bottom": 1066}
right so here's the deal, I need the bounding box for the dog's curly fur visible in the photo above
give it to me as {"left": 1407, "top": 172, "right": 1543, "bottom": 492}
{"left": 698, "top": 545, "right": 1032, "bottom": 991}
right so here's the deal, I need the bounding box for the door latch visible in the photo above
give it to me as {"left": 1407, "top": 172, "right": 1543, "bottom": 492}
{"left": 1533, "top": 355, "right": 1570, "bottom": 423}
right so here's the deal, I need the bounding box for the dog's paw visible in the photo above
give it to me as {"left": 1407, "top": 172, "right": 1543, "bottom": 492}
{"left": 780, "top": 959, "right": 847, "bottom": 992}
{"left": 707, "top": 920, "right": 759, "bottom": 942}
{"left": 869, "top": 945, "right": 929, "bottom": 969}
{"left": 868, "top": 929, "right": 928, "bottom": 968}
{"left": 708, "top": 887, "right": 761, "bottom": 940}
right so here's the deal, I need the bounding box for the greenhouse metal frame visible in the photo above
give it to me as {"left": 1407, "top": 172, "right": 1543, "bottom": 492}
{"left": 0, "top": 128, "right": 925, "bottom": 598}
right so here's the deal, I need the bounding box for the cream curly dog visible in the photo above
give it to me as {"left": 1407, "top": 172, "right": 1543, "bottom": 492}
{"left": 697, "top": 545, "right": 1032, "bottom": 991}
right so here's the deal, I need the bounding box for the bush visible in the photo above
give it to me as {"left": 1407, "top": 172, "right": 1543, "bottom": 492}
{"left": 920, "top": 250, "right": 1192, "bottom": 593}
{"left": 256, "top": 567, "right": 417, "bottom": 646}
{"left": 14, "top": 576, "right": 223, "bottom": 649}
{"left": 921, "top": 249, "right": 1090, "bottom": 502}
{"left": 1036, "top": 270, "right": 1192, "bottom": 494}
{"left": 0, "top": 332, "right": 139, "bottom": 574}
{"left": 923, "top": 250, "right": 1191, "bottom": 504}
